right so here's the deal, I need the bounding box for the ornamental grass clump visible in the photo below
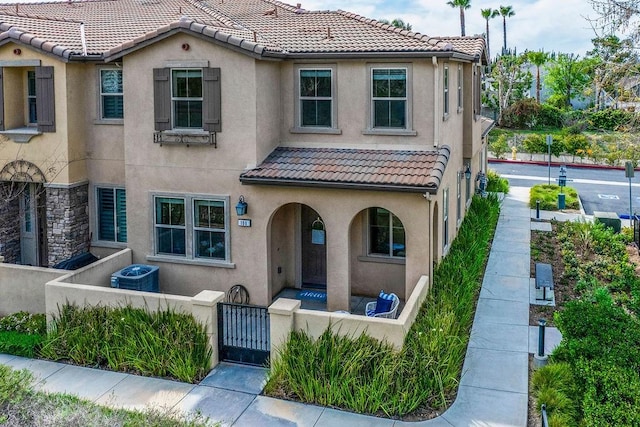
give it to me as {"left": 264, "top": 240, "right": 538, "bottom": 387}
{"left": 0, "top": 311, "right": 46, "bottom": 357}
{"left": 40, "top": 304, "right": 211, "bottom": 383}
{"left": 266, "top": 195, "right": 500, "bottom": 417}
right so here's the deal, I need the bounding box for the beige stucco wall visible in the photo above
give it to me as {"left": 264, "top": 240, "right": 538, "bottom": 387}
{"left": 0, "top": 43, "right": 73, "bottom": 184}
{"left": 0, "top": 263, "right": 66, "bottom": 315}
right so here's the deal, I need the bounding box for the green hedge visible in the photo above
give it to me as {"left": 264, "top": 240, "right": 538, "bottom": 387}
{"left": 530, "top": 184, "right": 579, "bottom": 210}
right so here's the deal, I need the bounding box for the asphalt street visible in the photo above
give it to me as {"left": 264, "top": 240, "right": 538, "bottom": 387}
{"left": 489, "top": 161, "right": 640, "bottom": 216}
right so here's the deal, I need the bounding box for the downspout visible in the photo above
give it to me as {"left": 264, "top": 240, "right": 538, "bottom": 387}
{"left": 80, "top": 23, "right": 87, "bottom": 57}
{"left": 432, "top": 56, "right": 439, "bottom": 147}
{"left": 423, "top": 192, "right": 433, "bottom": 286}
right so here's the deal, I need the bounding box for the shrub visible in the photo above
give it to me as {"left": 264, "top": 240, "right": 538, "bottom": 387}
{"left": 489, "top": 134, "right": 509, "bottom": 158}
{"left": 40, "top": 304, "right": 212, "bottom": 383}
{"left": 501, "top": 98, "right": 541, "bottom": 128}
{"left": 562, "top": 134, "right": 590, "bottom": 160}
{"left": 538, "top": 104, "right": 565, "bottom": 128}
{"left": 485, "top": 169, "right": 509, "bottom": 193}
{"left": 0, "top": 312, "right": 46, "bottom": 335}
{"left": 522, "top": 134, "right": 547, "bottom": 154}
{"left": 0, "top": 331, "right": 44, "bottom": 358}
{"left": 588, "top": 108, "right": 634, "bottom": 131}
{"left": 530, "top": 184, "right": 579, "bottom": 210}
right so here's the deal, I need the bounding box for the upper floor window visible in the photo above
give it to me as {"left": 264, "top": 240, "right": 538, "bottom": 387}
{"left": 369, "top": 207, "right": 406, "bottom": 258}
{"left": 443, "top": 65, "right": 450, "bottom": 118}
{"left": 100, "top": 69, "right": 123, "bottom": 120}
{"left": 27, "top": 71, "right": 37, "bottom": 124}
{"left": 372, "top": 68, "right": 407, "bottom": 128}
{"left": 473, "top": 65, "right": 482, "bottom": 119}
{"left": 154, "top": 194, "right": 229, "bottom": 262}
{"left": 457, "top": 64, "right": 463, "bottom": 112}
{"left": 299, "top": 69, "right": 332, "bottom": 127}
{"left": 172, "top": 69, "right": 202, "bottom": 129}
{"left": 0, "top": 66, "right": 55, "bottom": 134}
{"left": 96, "top": 186, "right": 127, "bottom": 243}
{"left": 153, "top": 67, "right": 221, "bottom": 133}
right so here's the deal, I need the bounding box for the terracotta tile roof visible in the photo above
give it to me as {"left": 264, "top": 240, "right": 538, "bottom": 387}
{"left": 239, "top": 146, "right": 451, "bottom": 193}
{"left": 0, "top": 0, "right": 485, "bottom": 61}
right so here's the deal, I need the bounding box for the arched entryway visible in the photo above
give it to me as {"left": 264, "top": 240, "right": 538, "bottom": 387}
{"left": 268, "top": 203, "right": 327, "bottom": 301}
{"left": 348, "top": 206, "right": 406, "bottom": 299}
{"left": 0, "top": 160, "right": 47, "bottom": 265}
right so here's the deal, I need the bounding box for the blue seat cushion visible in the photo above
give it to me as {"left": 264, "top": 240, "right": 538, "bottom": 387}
{"left": 374, "top": 291, "right": 394, "bottom": 314}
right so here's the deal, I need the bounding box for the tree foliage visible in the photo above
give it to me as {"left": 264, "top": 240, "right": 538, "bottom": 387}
{"left": 487, "top": 53, "right": 532, "bottom": 126}
{"left": 498, "top": 5, "right": 515, "bottom": 53}
{"left": 447, "top": 0, "right": 471, "bottom": 36}
{"left": 378, "top": 18, "right": 412, "bottom": 31}
{"left": 544, "top": 53, "right": 596, "bottom": 108}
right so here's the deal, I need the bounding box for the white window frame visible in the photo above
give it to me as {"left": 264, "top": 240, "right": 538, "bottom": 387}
{"left": 98, "top": 67, "right": 124, "bottom": 122}
{"left": 363, "top": 64, "right": 415, "bottom": 136}
{"left": 366, "top": 207, "right": 406, "bottom": 259}
{"left": 457, "top": 64, "right": 463, "bottom": 113}
{"left": 150, "top": 193, "right": 232, "bottom": 266}
{"left": 443, "top": 64, "right": 450, "bottom": 119}
{"left": 291, "top": 65, "right": 340, "bottom": 134}
{"left": 171, "top": 68, "right": 203, "bottom": 130}
{"left": 93, "top": 185, "right": 127, "bottom": 247}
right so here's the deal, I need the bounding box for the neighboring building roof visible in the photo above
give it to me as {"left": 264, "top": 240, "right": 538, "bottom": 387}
{"left": 239, "top": 146, "right": 451, "bottom": 193}
{"left": 0, "top": 0, "right": 485, "bottom": 61}
{"left": 481, "top": 116, "right": 495, "bottom": 138}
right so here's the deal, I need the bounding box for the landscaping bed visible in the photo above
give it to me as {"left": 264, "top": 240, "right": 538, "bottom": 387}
{"left": 529, "top": 220, "right": 640, "bottom": 425}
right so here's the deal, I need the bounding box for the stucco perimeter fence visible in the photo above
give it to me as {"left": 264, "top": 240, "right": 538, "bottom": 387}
{"left": 269, "top": 275, "right": 430, "bottom": 359}
{"left": 0, "top": 262, "right": 67, "bottom": 316}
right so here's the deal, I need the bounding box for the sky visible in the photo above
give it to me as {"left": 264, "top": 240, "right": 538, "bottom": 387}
{"left": 2, "top": 0, "right": 600, "bottom": 57}
{"left": 301, "top": 0, "right": 600, "bottom": 58}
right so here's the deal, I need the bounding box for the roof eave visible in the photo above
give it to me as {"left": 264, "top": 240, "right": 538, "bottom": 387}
{"left": 269, "top": 51, "right": 478, "bottom": 61}
{"left": 239, "top": 177, "right": 439, "bottom": 194}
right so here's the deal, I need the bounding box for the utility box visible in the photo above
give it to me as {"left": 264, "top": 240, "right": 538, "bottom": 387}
{"left": 594, "top": 211, "right": 621, "bottom": 233}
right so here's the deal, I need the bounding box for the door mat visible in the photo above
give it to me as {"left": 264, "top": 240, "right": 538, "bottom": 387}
{"left": 297, "top": 290, "right": 327, "bottom": 302}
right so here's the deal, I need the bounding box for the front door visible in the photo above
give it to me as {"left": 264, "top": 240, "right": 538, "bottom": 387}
{"left": 19, "top": 183, "right": 39, "bottom": 266}
{"left": 301, "top": 205, "right": 327, "bottom": 288}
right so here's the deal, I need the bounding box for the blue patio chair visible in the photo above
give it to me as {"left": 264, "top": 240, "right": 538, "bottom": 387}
{"left": 366, "top": 291, "right": 399, "bottom": 319}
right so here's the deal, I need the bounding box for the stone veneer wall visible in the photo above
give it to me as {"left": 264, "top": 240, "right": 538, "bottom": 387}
{"left": 46, "top": 183, "right": 90, "bottom": 267}
{"left": 0, "top": 184, "right": 20, "bottom": 263}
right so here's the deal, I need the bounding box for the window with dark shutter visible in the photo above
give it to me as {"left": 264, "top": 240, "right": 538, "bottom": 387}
{"left": 153, "top": 68, "right": 171, "bottom": 131}
{"left": 97, "top": 187, "right": 127, "bottom": 243}
{"left": 35, "top": 66, "right": 55, "bottom": 132}
{"left": 203, "top": 67, "right": 221, "bottom": 132}
{"left": 0, "top": 67, "right": 4, "bottom": 131}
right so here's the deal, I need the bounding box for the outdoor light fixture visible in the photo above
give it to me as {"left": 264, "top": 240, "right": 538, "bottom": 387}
{"left": 235, "top": 195, "right": 248, "bottom": 216}
{"left": 464, "top": 164, "right": 472, "bottom": 180}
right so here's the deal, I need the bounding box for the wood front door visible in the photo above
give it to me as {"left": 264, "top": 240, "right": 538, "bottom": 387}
{"left": 301, "top": 205, "right": 326, "bottom": 288}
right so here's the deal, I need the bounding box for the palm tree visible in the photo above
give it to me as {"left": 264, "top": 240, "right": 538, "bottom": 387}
{"left": 481, "top": 8, "right": 499, "bottom": 60}
{"left": 447, "top": 0, "right": 472, "bottom": 37}
{"left": 499, "top": 5, "right": 515, "bottom": 53}
{"left": 526, "top": 50, "right": 549, "bottom": 103}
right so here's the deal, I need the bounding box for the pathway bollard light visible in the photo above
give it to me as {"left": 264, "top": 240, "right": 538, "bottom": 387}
{"left": 536, "top": 200, "right": 540, "bottom": 220}
{"left": 534, "top": 318, "right": 549, "bottom": 369}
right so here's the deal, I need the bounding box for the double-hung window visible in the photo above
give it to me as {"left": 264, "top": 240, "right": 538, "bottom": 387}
{"left": 154, "top": 194, "right": 229, "bottom": 262}
{"left": 100, "top": 69, "right": 123, "bottom": 120}
{"left": 96, "top": 187, "right": 127, "bottom": 243}
{"left": 457, "top": 64, "right": 463, "bottom": 112}
{"left": 153, "top": 67, "right": 221, "bottom": 133}
{"left": 369, "top": 207, "right": 406, "bottom": 258}
{"left": 299, "top": 69, "right": 332, "bottom": 127}
{"left": 372, "top": 68, "right": 407, "bottom": 128}
{"left": 172, "top": 69, "right": 203, "bottom": 129}
{"left": 443, "top": 65, "right": 450, "bottom": 118}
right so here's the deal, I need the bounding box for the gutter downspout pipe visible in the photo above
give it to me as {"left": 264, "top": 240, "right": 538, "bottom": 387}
{"left": 432, "top": 56, "right": 439, "bottom": 147}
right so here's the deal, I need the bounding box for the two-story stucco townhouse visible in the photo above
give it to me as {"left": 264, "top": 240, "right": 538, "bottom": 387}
{"left": 0, "top": 0, "right": 490, "bottom": 311}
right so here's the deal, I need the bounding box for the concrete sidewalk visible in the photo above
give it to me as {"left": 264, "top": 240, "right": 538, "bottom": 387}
{"left": 0, "top": 187, "right": 564, "bottom": 426}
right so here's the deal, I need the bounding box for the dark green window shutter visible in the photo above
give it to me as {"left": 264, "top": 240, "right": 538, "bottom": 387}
{"left": 97, "top": 188, "right": 115, "bottom": 241}
{"left": 153, "top": 68, "right": 171, "bottom": 131}
{"left": 35, "top": 66, "right": 55, "bottom": 132}
{"left": 0, "top": 67, "right": 4, "bottom": 131}
{"left": 202, "top": 67, "right": 221, "bottom": 132}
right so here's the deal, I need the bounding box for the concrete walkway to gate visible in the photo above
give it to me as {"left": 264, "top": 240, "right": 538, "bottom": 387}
{"left": 1, "top": 187, "right": 565, "bottom": 426}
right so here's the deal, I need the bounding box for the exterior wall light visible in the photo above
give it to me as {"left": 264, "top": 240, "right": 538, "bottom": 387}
{"left": 236, "top": 195, "right": 248, "bottom": 216}
{"left": 464, "top": 164, "right": 472, "bottom": 180}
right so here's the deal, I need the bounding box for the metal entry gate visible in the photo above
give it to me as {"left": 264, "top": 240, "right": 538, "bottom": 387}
{"left": 218, "top": 302, "right": 270, "bottom": 366}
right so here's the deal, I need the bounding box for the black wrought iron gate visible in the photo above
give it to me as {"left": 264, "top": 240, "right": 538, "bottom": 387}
{"left": 217, "top": 302, "right": 270, "bottom": 366}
